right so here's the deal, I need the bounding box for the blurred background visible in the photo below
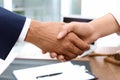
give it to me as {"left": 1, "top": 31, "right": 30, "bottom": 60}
{"left": 0, "top": 0, "right": 120, "bottom": 59}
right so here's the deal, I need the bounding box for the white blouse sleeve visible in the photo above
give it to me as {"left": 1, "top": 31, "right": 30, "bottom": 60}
{"left": 110, "top": 10, "right": 120, "bottom": 34}
{"left": 110, "top": 11, "right": 120, "bottom": 25}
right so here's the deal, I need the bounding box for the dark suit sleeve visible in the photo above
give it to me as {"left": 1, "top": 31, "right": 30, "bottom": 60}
{"left": 0, "top": 7, "right": 26, "bottom": 60}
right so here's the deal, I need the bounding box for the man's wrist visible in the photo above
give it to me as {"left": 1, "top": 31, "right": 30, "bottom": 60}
{"left": 24, "top": 20, "right": 38, "bottom": 42}
{"left": 24, "top": 20, "right": 45, "bottom": 49}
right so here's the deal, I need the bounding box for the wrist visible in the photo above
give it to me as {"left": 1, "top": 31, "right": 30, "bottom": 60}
{"left": 87, "top": 23, "right": 101, "bottom": 43}
{"left": 24, "top": 20, "right": 43, "bottom": 46}
{"left": 89, "top": 13, "right": 120, "bottom": 39}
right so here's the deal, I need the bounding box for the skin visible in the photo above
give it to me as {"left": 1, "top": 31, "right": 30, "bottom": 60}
{"left": 24, "top": 20, "right": 89, "bottom": 61}
{"left": 51, "top": 13, "right": 120, "bottom": 60}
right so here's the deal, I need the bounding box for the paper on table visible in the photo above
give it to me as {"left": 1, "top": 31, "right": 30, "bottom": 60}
{"left": 13, "top": 61, "right": 95, "bottom": 80}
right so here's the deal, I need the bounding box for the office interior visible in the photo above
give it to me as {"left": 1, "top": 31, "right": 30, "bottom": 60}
{"left": 0, "top": 0, "right": 120, "bottom": 59}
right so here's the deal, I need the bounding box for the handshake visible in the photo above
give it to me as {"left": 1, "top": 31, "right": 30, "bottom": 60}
{"left": 25, "top": 13, "right": 120, "bottom": 62}
{"left": 25, "top": 20, "right": 94, "bottom": 61}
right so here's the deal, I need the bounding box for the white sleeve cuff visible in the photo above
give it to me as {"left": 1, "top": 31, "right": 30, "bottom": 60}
{"left": 110, "top": 10, "right": 120, "bottom": 35}
{"left": 110, "top": 11, "right": 120, "bottom": 26}
{"left": 17, "top": 18, "right": 31, "bottom": 42}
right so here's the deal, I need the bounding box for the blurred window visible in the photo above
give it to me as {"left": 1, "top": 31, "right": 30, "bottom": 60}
{"left": 0, "top": 0, "right": 3, "bottom": 7}
{"left": 61, "top": 0, "right": 81, "bottom": 16}
{"left": 12, "top": 0, "right": 61, "bottom": 21}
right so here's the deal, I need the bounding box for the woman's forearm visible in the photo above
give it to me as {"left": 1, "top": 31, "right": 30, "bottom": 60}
{"left": 89, "top": 13, "right": 120, "bottom": 39}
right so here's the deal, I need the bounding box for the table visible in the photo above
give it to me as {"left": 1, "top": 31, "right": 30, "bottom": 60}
{"left": 0, "top": 54, "right": 120, "bottom": 80}
{"left": 0, "top": 58, "right": 92, "bottom": 80}
{"left": 89, "top": 57, "right": 120, "bottom": 80}
{"left": 76, "top": 56, "right": 120, "bottom": 80}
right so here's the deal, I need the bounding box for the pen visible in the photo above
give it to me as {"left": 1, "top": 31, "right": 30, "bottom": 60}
{"left": 36, "top": 72, "right": 62, "bottom": 79}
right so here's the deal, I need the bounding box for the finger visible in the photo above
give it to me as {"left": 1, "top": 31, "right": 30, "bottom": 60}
{"left": 65, "top": 33, "right": 88, "bottom": 56}
{"left": 68, "top": 33, "right": 90, "bottom": 51}
{"left": 50, "top": 52, "right": 57, "bottom": 58}
{"left": 63, "top": 41, "right": 82, "bottom": 56}
{"left": 68, "top": 44, "right": 83, "bottom": 55}
{"left": 57, "top": 55, "right": 66, "bottom": 62}
{"left": 42, "top": 50, "right": 47, "bottom": 54}
{"left": 63, "top": 55, "right": 76, "bottom": 61}
{"left": 62, "top": 51, "right": 78, "bottom": 60}
{"left": 57, "top": 24, "right": 73, "bottom": 39}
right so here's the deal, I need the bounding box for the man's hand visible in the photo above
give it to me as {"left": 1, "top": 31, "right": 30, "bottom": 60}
{"left": 50, "top": 22, "right": 97, "bottom": 61}
{"left": 25, "top": 20, "right": 89, "bottom": 61}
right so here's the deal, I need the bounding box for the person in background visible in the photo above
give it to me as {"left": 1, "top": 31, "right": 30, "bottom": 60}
{"left": 0, "top": 7, "right": 89, "bottom": 61}
{"left": 51, "top": 13, "right": 120, "bottom": 61}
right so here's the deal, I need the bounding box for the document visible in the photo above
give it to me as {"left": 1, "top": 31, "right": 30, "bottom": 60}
{"left": 13, "top": 61, "right": 95, "bottom": 80}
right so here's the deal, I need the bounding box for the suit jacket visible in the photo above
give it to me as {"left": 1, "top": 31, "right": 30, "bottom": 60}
{"left": 0, "top": 7, "right": 26, "bottom": 60}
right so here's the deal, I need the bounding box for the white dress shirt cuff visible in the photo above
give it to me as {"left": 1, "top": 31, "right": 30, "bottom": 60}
{"left": 110, "top": 10, "right": 120, "bottom": 35}
{"left": 17, "top": 18, "right": 31, "bottom": 42}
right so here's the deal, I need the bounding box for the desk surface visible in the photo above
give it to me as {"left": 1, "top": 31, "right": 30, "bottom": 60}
{"left": 0, "top": 58, "right": 92, "bottom": 80}
{"left": 76, "top": 56, "right": 120, "bottom": 80}
{"left": 0, "top": 55, "right": 120, "bottom": 80}
{"left": 90, "top": 57, "right": 120, "bottom": 80}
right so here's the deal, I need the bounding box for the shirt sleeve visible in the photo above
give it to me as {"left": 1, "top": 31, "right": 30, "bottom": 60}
{"left": 110, "top": 11, "right": 120, "bottom": 26}
{"left": 110, "top": 10, "right": 120, "bottom": 34}
{"left": 17, "top": 18, "right": 31, "bottom": 42}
